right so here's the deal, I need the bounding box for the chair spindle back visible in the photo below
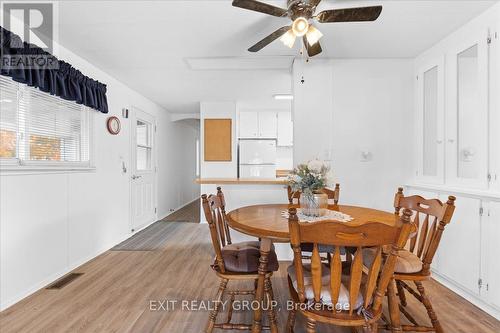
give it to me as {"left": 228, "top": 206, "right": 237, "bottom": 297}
{"left": 289, "top": 207, "right": 413, "bottom": 316}
{"left": 287, "top": 184, "right": 341, "bottom": 205}
{"left": 202, "top": 189, "right": 233, "bottom": 273}
{"left": 323, "top": 183, "right": 341, "bottom": 205}
{"left": 393, "top": 187, "right": 456, "bottom": 274}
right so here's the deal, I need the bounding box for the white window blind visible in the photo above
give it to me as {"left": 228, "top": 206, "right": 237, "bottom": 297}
{"left": 0, "top": 75, "right": 93, "bottom": 168}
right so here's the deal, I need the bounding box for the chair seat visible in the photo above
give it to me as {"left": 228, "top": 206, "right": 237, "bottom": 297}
{"left": 221, "top": 241, "right": 279, "bottom": 273}
{"left": 362, "top": 248, "right": 423, "bottom": 274}
{"left": 287, "top": 264, "right": 363, "bottom": 311}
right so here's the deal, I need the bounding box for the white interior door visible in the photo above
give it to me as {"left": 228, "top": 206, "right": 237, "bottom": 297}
{"left": 130, "top": 108, "right": 156, "bottom": 232}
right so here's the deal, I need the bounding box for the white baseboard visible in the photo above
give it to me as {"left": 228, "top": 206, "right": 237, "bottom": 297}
{"left": 432, "top": 270, "right": 500, "bottom": 320}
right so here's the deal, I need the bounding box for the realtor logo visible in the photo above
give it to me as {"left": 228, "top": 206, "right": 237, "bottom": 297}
{"left": 2, "top": 2, "right": 55, "bottom": 52}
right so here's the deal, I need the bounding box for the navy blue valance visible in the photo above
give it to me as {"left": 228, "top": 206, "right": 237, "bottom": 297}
{"left": 0, "top": 26, "right": 108, "bottom": 113}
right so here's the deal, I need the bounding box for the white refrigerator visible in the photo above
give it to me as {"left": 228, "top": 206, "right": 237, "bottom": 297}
{"left": 239, "top": 139, "right": 277, "bottom": 178}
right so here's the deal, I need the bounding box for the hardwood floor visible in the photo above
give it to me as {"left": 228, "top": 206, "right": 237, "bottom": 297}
{"left": 1, "top": 222, "right": 499, "bottom": 333}
{"left": 161, "top": 199, "right": 200, "bottom": 223}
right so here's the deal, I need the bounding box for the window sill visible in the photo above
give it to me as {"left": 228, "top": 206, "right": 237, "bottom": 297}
{"left": 0, "top": 166, "right": 97, "bottom": 176}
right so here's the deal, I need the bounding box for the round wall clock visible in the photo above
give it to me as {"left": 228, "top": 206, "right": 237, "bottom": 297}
{"left": 107, "top": 116, "right": 121, "bottom": 135}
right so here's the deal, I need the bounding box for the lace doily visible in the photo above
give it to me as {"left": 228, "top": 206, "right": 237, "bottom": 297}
{"left": 281, "top": 209, "right": 354, "bottom": 223}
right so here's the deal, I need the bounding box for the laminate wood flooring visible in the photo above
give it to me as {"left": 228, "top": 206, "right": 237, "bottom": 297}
{"left": 1, "top": 223, "right": 499, "bottom": 333}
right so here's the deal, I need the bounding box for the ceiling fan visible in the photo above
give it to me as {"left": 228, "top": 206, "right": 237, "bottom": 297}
{"left": 232, "top": 0, "right": 383, "bottom": 57}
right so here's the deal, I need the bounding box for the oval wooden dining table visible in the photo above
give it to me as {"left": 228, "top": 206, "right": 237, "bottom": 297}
{"left": 226, "top": 204, "right": 403, "bottom": 333}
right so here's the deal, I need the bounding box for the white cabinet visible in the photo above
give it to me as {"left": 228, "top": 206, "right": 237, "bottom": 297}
{"left": 277, "top": 112, "right": 293, "bottom": 146}
{"left": 445, "top": 37, "right": 489, "bottom": 188}
{"left": 409, "top": 10, "right": 500, "bottom": 320}
{"left": 415, "top": 31, "right": 491, "bottom": 189}
{"left": 435, "top": 195, "right": 482, "bottom": 295}
{"left": 238, "top": 111, "right": 279, "bottom": 139}
{"left": 416, "top": 57, "right": 445, "bottom": 183}
{"left": 258, "top": 112, "right": 277, "bottom": 138}
{"left": 239, "top": 112, "right": 259, "bottom": 138}
{"left": 482, "top": 201, "right": 500, "bottom": 311}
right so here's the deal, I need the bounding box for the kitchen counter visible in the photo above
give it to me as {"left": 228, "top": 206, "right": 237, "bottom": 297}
{"left": 195, "top": 178, "right": 288, "bottom": 185}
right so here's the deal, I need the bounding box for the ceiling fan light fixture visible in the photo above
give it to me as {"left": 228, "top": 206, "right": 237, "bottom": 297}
{"left": 306, "top": 25, "right": 323, "bottom": 46}
{"left": 280, "top": 29, "right": 296, "bottom": 48}
{"left": 292, "top": 17, "right": 309, "bottom": 37}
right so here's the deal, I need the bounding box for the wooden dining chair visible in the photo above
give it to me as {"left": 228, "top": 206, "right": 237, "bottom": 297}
{"left": 377, "top": 188, "right": 456, "bottom": 333}
{"left": 323, "top": 184, "right": 341, "bottom": 206}
{"left": 201, "top": 191, "right": 280, "bottom": 333}
{"left": 287, "top": 185, "right": 301, "bottom": 204}
{"left": 286, "top": 207, "right": 414, "bottom": 333}
{"left": 287, "top": 184, "right": 341, "bottom": 205}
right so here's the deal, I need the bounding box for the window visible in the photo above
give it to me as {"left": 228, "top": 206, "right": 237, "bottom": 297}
{"left": 135, "top": 119, "right": 152, "bottom": 171}
{"left": 0, "top": 76, "right": 93, "bottom": 169}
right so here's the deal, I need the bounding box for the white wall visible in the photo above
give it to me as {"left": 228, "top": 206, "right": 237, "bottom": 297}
{"left": 0, "top": 37, "right": 196, "bottom": 310}
{"left": 293, "top": 59, "right": 414, "bottom": 210}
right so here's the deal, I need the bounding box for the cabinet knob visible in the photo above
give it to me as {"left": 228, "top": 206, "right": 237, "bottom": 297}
{"left": 448, "top": 139, "right": 455, "bottom": 143}
{"left": 437, "top": 140, "right": 443, "bottom": 144}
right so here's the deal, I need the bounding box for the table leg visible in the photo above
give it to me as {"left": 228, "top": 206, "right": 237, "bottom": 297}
{"left": 252, "top": 237, "right": 272, "bottom": 333}
{"left": 387, "top": 277, "right": 403, "bottom": 332}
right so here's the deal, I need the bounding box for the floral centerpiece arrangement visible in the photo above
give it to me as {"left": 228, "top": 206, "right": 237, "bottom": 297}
{"left": 287, "top": 159, "right": 332, "bottom": 217}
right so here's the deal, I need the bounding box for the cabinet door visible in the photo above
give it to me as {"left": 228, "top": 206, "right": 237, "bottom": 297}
{"left": 258, "top": 112, "right": 277, "bottom": 138}
{"left": 483, "top": 202, "right": 500, "bottom": 310}
{"left": 277, "top": 112, "right": 293, "bottom": 146}
{"left": 489, "top": 26, "right": 500, "bottom": 191}
{"left": 446, "top": 35, "right": 489, "bottom": 188}
{"left": 239, "top": 112, "right": 258, "bottom": 138}
{"left": 416, "top": 58, "right": 445, "bottom": 183}
{"left": 435, "top": 195, "right": 481, "bottom": 296}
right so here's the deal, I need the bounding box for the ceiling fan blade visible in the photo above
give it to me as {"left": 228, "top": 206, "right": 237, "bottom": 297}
{"left": 316, "top": 6, "right": 383, "bottom": 23}
{"left": 232, "top": 0, "right": 288, "bottom": 17}
{"left": 248, "top": 26, "right": 291, "bottom": 52}
{"left": 303, "top": 36, "right": 322, "bottom": 57}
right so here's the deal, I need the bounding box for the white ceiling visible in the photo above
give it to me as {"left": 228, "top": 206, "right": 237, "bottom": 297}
{"left": 57, "top": 0, "right": 498, "bottom": 113}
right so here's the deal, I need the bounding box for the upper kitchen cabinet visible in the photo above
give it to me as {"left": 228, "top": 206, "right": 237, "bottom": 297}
{"left": 415, "top": 57, "right": 445, "bottom": 184}
{"left": 239, "top": 111, "right": 259, "bottom": 138}
{"left": 415, "top": 28, "right": 493, "bottom": 189}
{"left": 277, "top": 112, "right": 293, "bottom": 146}
{"left": 238, "top": 111, "right": 278, "bottom": 139}
{"left": 446, "top": 36, "right": 489, "bottom": 189}
{"left": 258, "top": 112, "right": 278, "bottom": 138}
